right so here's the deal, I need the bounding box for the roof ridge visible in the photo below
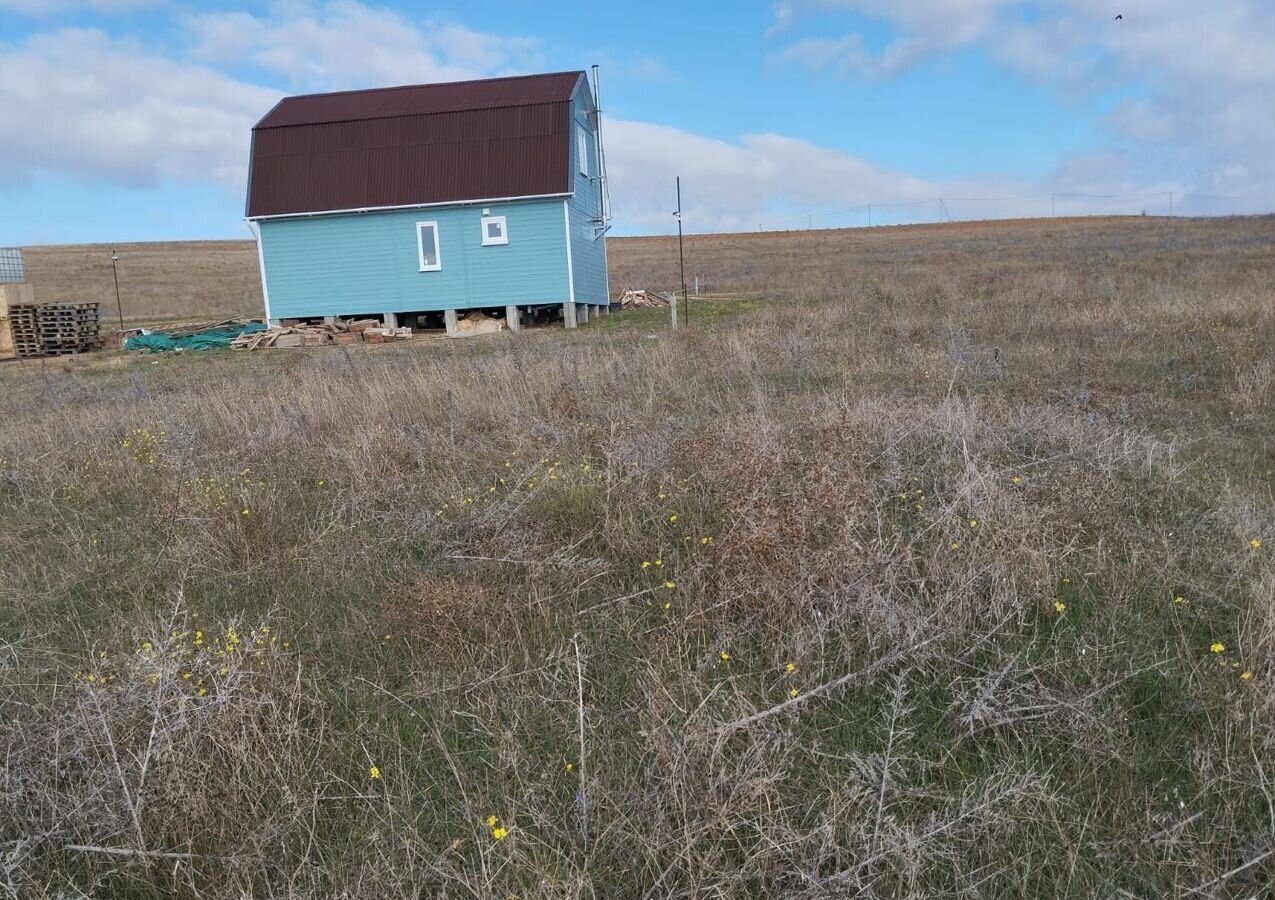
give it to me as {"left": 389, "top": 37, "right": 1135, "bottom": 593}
{"left": 254, "top": 98, "right": 569, "bottom": 130}
{"left": 277, "top": 70, "right": 585, "bottom": 104}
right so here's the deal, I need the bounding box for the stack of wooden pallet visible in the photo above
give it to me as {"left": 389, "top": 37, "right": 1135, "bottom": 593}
{"left": 37, "top": 302, "right": 102, "bottom": 355}
{"left": 5, "top": 302, "right": 102, "bottom": 358}
{"left": 6, "top": 305, "right": 41, "bottom": 358}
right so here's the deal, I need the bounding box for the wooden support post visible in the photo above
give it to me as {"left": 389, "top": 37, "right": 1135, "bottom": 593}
{"left": 505, "top": 305, "right": 521, "bottom": 332}
{"left": 669, "top": 293, "right": 678, "bottom": 330}
{"left": 564, "top": 302, "right": 577, "bottom": 329}
{"left": 444, "top": 309, "right": 458, "bottom": 336}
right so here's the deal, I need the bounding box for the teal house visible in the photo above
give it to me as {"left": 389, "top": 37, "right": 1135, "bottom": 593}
{"left": 245, "top": 70, "right": 611, "bottom": 331}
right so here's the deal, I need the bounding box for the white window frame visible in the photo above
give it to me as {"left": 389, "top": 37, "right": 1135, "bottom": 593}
{"left": 480, "top": 215, "right": 508, "bottom": 246}
{"left": 577, "top": 125, "right": 589, "bottom": 176}
{"left": 416, "top": 220, "right": 441, "bottom": 271}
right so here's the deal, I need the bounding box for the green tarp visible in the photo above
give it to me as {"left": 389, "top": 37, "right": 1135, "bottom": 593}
{"left": 125, "top": 322, "right": 266, "bottom": 352}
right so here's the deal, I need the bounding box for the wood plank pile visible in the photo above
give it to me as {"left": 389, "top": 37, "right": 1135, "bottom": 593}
{"left": 7, "top": 302, "right": 101, "bottom": 358}
{"left": 231, "top": 319, "right": 413, "bottom": 350}
{"left": 617, "top": 289, "right": 670, "bottom": 308}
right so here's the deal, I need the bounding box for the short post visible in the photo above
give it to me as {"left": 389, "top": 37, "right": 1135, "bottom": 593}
{"left": 504, "top": 305, "right": 521, "bottom": 332}
{"left": 563, "top": 302, "right": 577, "bottom": 329}
{"left": 444, "top": 309, "right": 458, "bottom": 335}
{"left": 383, "top": 312, "right": 399, "bottom": 328}
{"left": 578, "top": 304, "right": 590, "bottom": 325}
{"left": 668, "top": 292, "right": 678, "bottom": 330}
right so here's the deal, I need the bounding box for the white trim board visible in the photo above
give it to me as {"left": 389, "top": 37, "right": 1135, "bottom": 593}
{"left": 563, "top": 200, "right": 576, "bottom": 303}
{"left": 246, "top": 192, "right": 572, "bottom": 222}
{"left": 246, "top": 220, "right": 272, "bottom": 322}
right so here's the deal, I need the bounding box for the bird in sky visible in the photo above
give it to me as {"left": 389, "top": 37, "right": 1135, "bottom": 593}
{"left": 1114, "top": 13, "right": 1123, "bottom": 19}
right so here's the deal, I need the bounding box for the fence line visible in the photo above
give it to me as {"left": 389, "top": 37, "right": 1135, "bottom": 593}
{"left": 754, "top": 191, "right": 1275, "bottom": 232}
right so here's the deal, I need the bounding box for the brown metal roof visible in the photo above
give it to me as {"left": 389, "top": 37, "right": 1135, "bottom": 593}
{"left": 246, "top": 71, "right": 585, "bottom": 218}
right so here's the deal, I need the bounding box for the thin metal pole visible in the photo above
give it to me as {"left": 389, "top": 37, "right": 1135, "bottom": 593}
{"left": 110, "top": 250, "right": 124, "bottom": 331}
{"left": 1051, "top": 193, "right": 1055, "bottom": 217}
{"left": 1169, "top": 191, "right": 1173, "bottom": 216}
{"left": 867, "top": 203, "right": 872, "bottom": 227}
{"left": 676, "top": 176, "right": 687, "bottom": 326}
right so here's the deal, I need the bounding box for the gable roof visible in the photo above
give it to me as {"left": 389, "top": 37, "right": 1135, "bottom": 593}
{"left": 246, "top": 71, "right": 587, "bottom": 219}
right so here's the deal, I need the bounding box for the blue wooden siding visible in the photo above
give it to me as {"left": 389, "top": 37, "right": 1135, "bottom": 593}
{"left": 259, "top": 198, "right": 570, "bottom": 319}
{"left": 567, "top": 83, "right": 609, "bottom": 305}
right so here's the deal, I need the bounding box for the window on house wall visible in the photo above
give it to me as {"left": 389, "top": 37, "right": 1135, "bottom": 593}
{"left": 577, "top": 125, "right": 589, "bottom": 176}
{"left": 481, "top": 215, "right": 508, "bottom": 246}
{"left": 416, "top": 221, "right": 441, "bottom": 271}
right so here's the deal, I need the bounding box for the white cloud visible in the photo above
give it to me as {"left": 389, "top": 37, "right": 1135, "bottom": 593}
{"left": 185, "top": 1, "right": 545, "bottom": 91}
{"left": 605, "top": 119, "right": 1027, "bottom": 233}
{"left": 769, "top": 0, "right": 1275, "bottom": 197}
{"left": 0, "top": 28, "right": 278, "bottom": 190}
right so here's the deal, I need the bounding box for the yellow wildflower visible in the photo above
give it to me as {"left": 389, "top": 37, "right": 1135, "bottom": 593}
{"left": 485, "top": 815, "right": 499, "bottom": 828}
{"left": 662, "top": 602, "right": 671, "bottom": 610}
{"left": 1250, "top": 538, "right": 1262, "bottom": 550}
{"left": 950, "top": 542, "right": 960, "bottom": 551}
{"left": 1053, "top": 601, "right": 1066, "bottom": 613}
{"left": 369, "top": 766, "right": 381, "bottom": 780}
{"left": 719, "top": 651, "right": 731, "bottom": 662}
{"left": 140, "top": 641, "right": 153, "bottom": 652}
{"left": 1173, "top": 596, "right": 1186, "bottom": 605}
{"left": 1239, "top": 671, "right": 1253, "bottom": 681}
{"left": 788, "top": 688, "right": 799, "bottom": 698}
{"left": 1210, "top": 642, "right": 1225, "bottom": 654}
{"left": 700, "top": 536, "right": 713, "bottom": 545}
{"left": 641, "top": 561, "right": 651, "bottom": 569}
{"left": 654, "top": 559, "right": 663, "bottom": 567}
{"left": 968, "top": 519, "right": 978, "bottom": 528}
{"left": 492, "top": 827, "right": 509, "bottom": 841}
{"left": 565, "top": 762, "right": 574, "bottom": 772}
{"left": 668, "top": 514, "right": 678, "bottom": 523}
{"left": 1010, "top": 476, "right": 1021, "bottom": 485}
{"left": 664, "top": 580, "right": 676, "bottom": 590}
{"left": 785, "top": 662, "right": 796, "bottom": 673}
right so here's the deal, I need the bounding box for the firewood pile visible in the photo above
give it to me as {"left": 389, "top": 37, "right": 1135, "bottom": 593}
{"left": 617, "top": 289, "right": 670, "bottom": 308}
{"left": 231, "top": 319, "right": 413, "bottom": 350}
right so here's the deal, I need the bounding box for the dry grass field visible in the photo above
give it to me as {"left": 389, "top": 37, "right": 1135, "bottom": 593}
{"left": 2, "top": 216, "right": 1273, "bottom": 898}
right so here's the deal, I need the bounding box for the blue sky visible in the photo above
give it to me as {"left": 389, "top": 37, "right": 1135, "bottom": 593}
{"left": 1, "top": 0, "right": 1272, "bottom": 244}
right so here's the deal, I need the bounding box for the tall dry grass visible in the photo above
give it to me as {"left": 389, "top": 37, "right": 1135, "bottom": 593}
{"left": 1, "top": 216, "right": 1272, "bottom": 897}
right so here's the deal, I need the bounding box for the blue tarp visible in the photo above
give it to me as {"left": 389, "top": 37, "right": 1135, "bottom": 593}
{"left": 125, "top": 322, "right": 266, "bottom": 352}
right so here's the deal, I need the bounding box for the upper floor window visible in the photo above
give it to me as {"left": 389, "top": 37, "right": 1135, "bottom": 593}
{"left": 577, "top": 125, "right": 589, "bottom": 177}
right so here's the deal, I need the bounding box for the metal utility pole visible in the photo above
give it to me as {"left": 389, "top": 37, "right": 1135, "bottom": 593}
{"left": 674, "top": 176, "right": 687, "bottom": 326}
{"left": 108, "top": 249, "right": 124, "bottom": 331}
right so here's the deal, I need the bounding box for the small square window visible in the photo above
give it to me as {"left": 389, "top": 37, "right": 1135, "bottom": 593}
{"left": 481, "top": 215, "right": 508, "bottom": 246}
{"left": 417, "top": 221, "right": 441, "bottom": 271}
